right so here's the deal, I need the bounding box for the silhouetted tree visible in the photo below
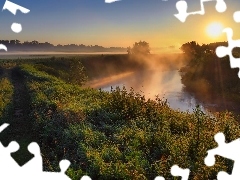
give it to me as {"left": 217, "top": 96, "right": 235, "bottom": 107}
{"left": 127, "top": 46, "right": 132, "bottom": 54}
{"left": 128, "top": 41, "right": 150, "bottom": 55}
{"left": 15, "top": 40, "right": 20, "bottom": 44}
{"left": 180, "top": 41, "right": 202, "bottom": 58}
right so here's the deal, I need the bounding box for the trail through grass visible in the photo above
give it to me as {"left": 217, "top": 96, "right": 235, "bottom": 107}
{"left": 0, "top": 65, "right": 35, "bottom": 165}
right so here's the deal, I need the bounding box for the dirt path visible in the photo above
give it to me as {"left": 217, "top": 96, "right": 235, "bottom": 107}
{"left": 0, "top": 67, "right": 35, "bottom": 166}
{"left": 0, "top": 67, "right": 3, "bottom": 77}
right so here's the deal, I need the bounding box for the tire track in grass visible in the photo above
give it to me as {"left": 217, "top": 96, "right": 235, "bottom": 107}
{"left": 0, "top": 67, "right": 35, "bottom": 166}
{"left": 0, "top": 67, "right": 3, "bottom": 76}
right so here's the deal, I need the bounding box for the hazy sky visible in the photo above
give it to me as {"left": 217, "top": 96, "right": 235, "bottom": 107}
{"left": 1, "top": 0, "right": 240, "bottom": 51}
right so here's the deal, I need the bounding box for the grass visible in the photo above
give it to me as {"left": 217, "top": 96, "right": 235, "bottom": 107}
{"left": 0, "top": 56, "right": 239, "bottom": 179}
{"left": 18, "top": 59, "right": 240, "bottom": 179}
{"left": 0, "top": 68, "right": 14, "bottom": 122}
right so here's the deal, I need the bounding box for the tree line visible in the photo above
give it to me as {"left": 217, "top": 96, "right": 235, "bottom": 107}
{"left": 180, "top": 41, "right": 229, "bottom": 59}
{"left": 0, "top": 40, "right": 126, "bottom": 52}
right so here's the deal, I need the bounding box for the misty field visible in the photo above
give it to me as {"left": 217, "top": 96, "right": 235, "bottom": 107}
{"left": 0, "top": 55, "right": 239, "bottom": 179}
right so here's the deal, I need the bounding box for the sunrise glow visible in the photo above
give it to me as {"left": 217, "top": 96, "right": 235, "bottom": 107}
{"left": 206, "top": 22, "right": 223, "bottom": 38}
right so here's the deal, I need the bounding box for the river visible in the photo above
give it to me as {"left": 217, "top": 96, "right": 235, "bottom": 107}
{"left": 2, "top": 53, "right": 236, "bottom": 114}
{"left": 86, "top": 69, "right": 210, "bottom": 113}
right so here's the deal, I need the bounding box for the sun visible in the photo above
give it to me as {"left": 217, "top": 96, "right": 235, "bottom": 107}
{"left": 206, "top": 22, "right": 223, "bottom": 37}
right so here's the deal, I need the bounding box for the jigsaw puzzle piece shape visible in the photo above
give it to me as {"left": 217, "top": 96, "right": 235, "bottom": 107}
{"left": 217, "top": 171, "right": 236, "bottom": 180}
{"left": 0, "top": 123, "right": 9, "bottom": 133}
{"left": 80, "top": 175, "right": 92, "bottom": 180}
{"left": 216, "top": 28, "right": 240, "bottom": 78}
{"left": 0, "top": 44, "right": 7, "bottom": 51}
{"left": 174, "top": 0, "right": 188, "bottom": 22}
{"left": 105, "top": 0, "right": 120, "bottom": 3}
{"left": 59, "top": 159, "right": 71, "bottom": 174}
{"left": 216, "top": 46, "right": 228, "bottom": 58}
{"left": 171, "top": 165, "right": 190, "bottom": 180}
{"left": 205, "top": 132, "right": 240, "bottom": 179}
{"left": 215, "top": 0, "right": 227, "bottom": 13}
{"left": 213, "top": 164, "right": 240, "bottom": 180}
{"left": 205, "top": 132, "right": 240, "bottom": 164}
{"left": 154, "top": 165, "right": 190, "bottom": 180}
{"left": 40, "top": 171, "right": 71, "bottom": 180}
{"left": 2, "top": 0, "right": 30, "bottom": 15}
{"left": 175, "top": 0, "right": 227, "bottom": 22}
{"left": 154, "top": 176, "right": 165, "bottom": 180}
{"left": 21, "top": 142, "right": 42, "bottom": 174}
{"left": 11, "top": 23, "right": 22, "bottom": 33}
{"left": 0, "top": 141, "right": 21, "bottom": 177}
{"left": 233, "top": 11, "right": 240, "bottom": 23}
{"left": 17, "top": 159, "right": 71, "bottom": 180}
{"left": 39, "top": 160, "right": 71, "bottom": 180}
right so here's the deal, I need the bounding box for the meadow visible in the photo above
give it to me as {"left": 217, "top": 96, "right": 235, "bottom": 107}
{"left": 0, "top": 56, "right": 239, "bottom": 179}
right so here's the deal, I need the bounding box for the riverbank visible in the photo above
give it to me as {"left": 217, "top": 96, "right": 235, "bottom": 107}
{"left": 0, "top": 56, "right": 239, "bottom": 179}
{"left": 180, "top": 52, "right": 240, "bottom": 119}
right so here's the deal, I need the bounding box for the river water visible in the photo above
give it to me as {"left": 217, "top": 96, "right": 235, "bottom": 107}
{"left": 87, "top": 70, "right": 208, "bottom": 113}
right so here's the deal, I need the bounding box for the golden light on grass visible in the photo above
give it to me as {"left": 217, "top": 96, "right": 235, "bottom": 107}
{"left": 206, "top": 22, "right": 223, "bottom": 38}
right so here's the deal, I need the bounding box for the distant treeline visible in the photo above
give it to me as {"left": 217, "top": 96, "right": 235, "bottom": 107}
{"left": 180, "top": 41, "right": 230, "bottom": 59}
{"left": 0, "top": 40, "right": 126, "bottom": 52}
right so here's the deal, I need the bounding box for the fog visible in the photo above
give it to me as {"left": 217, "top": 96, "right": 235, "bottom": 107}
{"left": 0, "top": 51, "right": 127, "bottom": 59}
{"left": 84, "top": 53, "right": 207, "bottom": 112}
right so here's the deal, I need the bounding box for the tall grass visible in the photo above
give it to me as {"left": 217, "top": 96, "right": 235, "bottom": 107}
{"left": 18, "top": 62, "right": 240, "bottom": 180}
{"left": 0, "top": 75, "right": 14, "bottom": 121}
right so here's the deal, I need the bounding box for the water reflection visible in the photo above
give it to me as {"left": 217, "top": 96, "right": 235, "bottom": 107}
{"left": 87, "top": 70, "right": 206, "bottom": 112}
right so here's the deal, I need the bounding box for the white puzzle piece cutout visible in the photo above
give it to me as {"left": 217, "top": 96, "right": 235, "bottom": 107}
{"left": 154, "top": 176, "right": 165, "bottom": 180}
{"left": 215, "top": 28, "right": 240, "bottom": 78}
{"left": 21, "top": 142, "right": 43, "bottom": 174}
{"left": 233, "top": 10, "right": 240, "bottom": 23}
{"left": 11, "top": 22, "right": 22, "bottom": 33}
{"left": 0, "top": 123, "right": 9, "bottom": 132}
{"left": 171, "top": 165, "right": 190, "bottom": 180}
{"left": 0, "top": 122, "right": 92, "bottom": 179}
{"left": 80, "top": 175, "right": 92, "bottom": 180}
{"left": 0, "top": 141, "right": 21, "bottom": 178}
{"left": 2, "top": 0, "right": 30, "bottom": 33}
{"left": 2, "top": 0, "right": 30, "bottom": 15}
{"left": 105, "top": 0, "right": 120, "bottom": 3}
{"left": 37, "top": 160, "right": 72, "bottom": 180}
{"left": 205, "top": 132, "right": 240, "bottom": 180}
{"left": 0, "top": 44, "right": 7, "bottom": 51}
{"left": 174, "top": 0, "right": 227, "bottom": 22}
{"left": 154, "top": 165, "right": 190, "bottom": 180}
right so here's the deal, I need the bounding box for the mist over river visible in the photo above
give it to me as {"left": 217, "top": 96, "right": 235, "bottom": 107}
{"left": 2, "top": 52, "right": 237, "bottom": 115}
{"left": 86, "top": 70, "right": 209, "bottom": 113}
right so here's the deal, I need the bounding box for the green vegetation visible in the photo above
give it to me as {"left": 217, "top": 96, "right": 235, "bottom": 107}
{"left": 0, "top": 75, "right": 14, "bottom": 121}
{"left": 180, "top": 41, "right": 240, "bottom": 107}
{"left": 0, "top": 63, "right": 14, "bottom": 121}
{"left": 0, "top": 56, "right": 239, "bottom": 179}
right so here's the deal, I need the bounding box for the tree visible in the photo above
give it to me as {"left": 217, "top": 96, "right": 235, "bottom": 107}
{"left": 180, "top": 41, "right": 224, "bottom": 59}
{"left": 127, "top": 46, "right": 132, "bottom": 55}
{"left": 128, "top": 41, "right": 150, "bottom": 55}
{"left": 180, "top": 41, "right": 202, "bottom": 58}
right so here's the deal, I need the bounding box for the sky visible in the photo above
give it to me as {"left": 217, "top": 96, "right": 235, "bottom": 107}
{"left": 1, "top": 0, "right": 240, "bottom": 51}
